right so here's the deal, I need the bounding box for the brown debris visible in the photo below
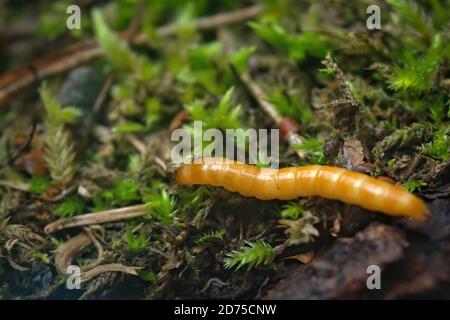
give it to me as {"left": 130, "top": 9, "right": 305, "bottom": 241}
{"left": 54, "top": 232, "right": 92, "bottom": 274}
{"left": 54, "top": 231, "right": 140, "bottom": 284}
{"left": 336, "top": 139, "right": 365, "bottom": 169}
{"left": 381, "top": 241, "right": 450, "bottom": 299}
{"left": 284, "top": 251, "right": 315, "bottom": 264}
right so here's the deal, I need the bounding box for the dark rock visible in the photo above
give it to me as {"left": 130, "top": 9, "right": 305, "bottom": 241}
{"left": 57, "top": 66, "right": 103, "bottom": 112}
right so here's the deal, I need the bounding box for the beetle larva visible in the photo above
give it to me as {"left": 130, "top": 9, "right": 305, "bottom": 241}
{"left": 175, "top": 157, "right": 428, "bottom": 220}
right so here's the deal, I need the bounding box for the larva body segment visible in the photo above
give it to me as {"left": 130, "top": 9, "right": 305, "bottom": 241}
{"left": 175, "top": 157, "right": 428, "bottom": 220}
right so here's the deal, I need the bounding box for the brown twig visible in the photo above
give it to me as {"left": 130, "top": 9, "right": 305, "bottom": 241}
{"left": 44, "top": 204, "right": 148, "bottom": 234}
{"left": 235, "top": 69, "right": 283, "bottom": 124}
{"left": 54, "top": 232, "right": 140, "bottom": 282}
{"left": 81, "top": 263, "right": 140, "bottom": 282}
{"left": 54, "top": 232, "right": 92, "bottom": 274}
{"left": 230, "top": 66, "right": 306, "bottom": 159}
{"left": 0, "top": 4, "right": 264, "bottom": 108}
{"left": 5, "top": 239, "right": 29, "bottom": 271}
{"left": 125, "top": 134, "right": 147, "bottom": 155}
{"left": 82, "top": 227, "right": 104, "bottom": 270}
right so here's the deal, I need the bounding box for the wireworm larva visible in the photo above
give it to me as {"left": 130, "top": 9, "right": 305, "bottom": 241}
{"left": 175, "top": 157, "right": 428, "bottom": 220}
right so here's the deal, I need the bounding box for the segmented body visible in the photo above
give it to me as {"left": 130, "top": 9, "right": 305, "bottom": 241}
{"left": 175, "top": 157, "right": 428, "bottom": 220}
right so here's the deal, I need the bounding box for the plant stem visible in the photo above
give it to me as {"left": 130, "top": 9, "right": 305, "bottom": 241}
{"left": 44, "top": 204, "right": 149, "bottom": 234}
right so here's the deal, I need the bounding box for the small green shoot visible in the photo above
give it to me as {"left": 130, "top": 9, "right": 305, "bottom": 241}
{"left": 29, "top": 176, "right": 51, "bottom": 194}
{"left": 229, "top": 46, "right": 255, "bottom": 74}
{"left": 33, "top": 252, "right": 50, "bottom": 264}
{"left": 387, "top": 0, "right": 433, "bottom": 40}
{"left": 387, "top": 34, "right": 444, "bottom": 93}
{"left": 224, "top": 240, "right": 275, "bottom": 271}
{"left": 144, "top": 189, "right": 176, "bottom": 224}
{"left": 268, "top": 89, "right": 312, "bottom": 123}
{"left": 40, "top": 83, "right": 79, "bottom": 187}
{"left": 53, "top": 195, "right": 85, "bottom": 218}
{"left": 403, "top": 180, "right": 427, "bottom": 193}
{"left": 112, "top": 122, "right": 147, "bottom": 133}
{"left": 92, "top": 9, "right": 135, "bottom": 72}
{"left": 280, "top": 202, "right": 305, "bottom": 220}
{"left": 195, "top": 229, "right": 225, "bottom": 245}
{"left": 137, "top": 270, "right": 157, "bottom": 283}
{"left": 185, "top": 87, "right": 242, "bottom": 130}
{"left": 249, "top": 22, "right": 328, "bottom": 62}
{"left": 126, "top": 229, "right": 149, "bottom": 253}
{"left": 422, "top": 129, "right": 449, "bottom": 161}
{"left": 113, "top": 179, "right": 141, "bottom": 203}
{"left": 293, "top": 137, "right": 325, "bottom": 164}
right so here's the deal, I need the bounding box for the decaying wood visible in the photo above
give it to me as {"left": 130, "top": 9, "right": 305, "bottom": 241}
{"left": 263, "top": 223, "right": 408, "bottom": 299}
{"left": 381, "top": 241, "right": 450, "bottom": 299}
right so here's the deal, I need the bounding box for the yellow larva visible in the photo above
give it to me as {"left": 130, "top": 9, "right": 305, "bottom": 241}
{"left": 175, "top": 157, "right": 428, "bottom": 220}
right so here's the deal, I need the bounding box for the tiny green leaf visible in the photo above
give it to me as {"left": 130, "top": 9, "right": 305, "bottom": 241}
{"left": 224, "top": 240, "right": 275, "bottom": 271}
{"left": 54, "top": 195, "right": 85, "bottom": 218}
{"left": 92, "top": 9, "right": 135, "bottom": 72}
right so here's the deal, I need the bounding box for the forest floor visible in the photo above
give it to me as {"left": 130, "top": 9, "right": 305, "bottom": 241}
{"left": 0, "top": 0, "right": 449, "bottom": 299}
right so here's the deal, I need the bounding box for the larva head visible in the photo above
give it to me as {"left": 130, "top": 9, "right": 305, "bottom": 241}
{"left": 175, "top": 163, "right": 206, "bottom": 185}
{"left": 175, "top": 165, "right": 191, "bottom": 185}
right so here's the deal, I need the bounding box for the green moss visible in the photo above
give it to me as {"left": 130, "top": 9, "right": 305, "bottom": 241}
{"left": 249, "top": 22, "right": 329, "bottom": 61}
{"left": 185, "top": 87, "right": 242, "bottom": 130}
{"left": 126, "top": 229, "right": 149, "bottom": 253}
{"left": 224, "top": 240, "right": 275, "bottom": 271}
{"left": 195, "top": 229, "right": 225, "bottom": 245}
{"left": 54, "top": 195, "right": 85, "bottom": 218}
{"left": 422, "top": 129, "right": 450, "bottom": 161}
{"left": 403, "top": 180, "right": 427, "bottom": 193}
{"left": 29, "top": 176, "right": 51, "bottom": 194}
{"left": 144, "top": 189, "right": 177, "bottom": 224}
{"left": 280, "top": 202, "right": 304, "bottom": 220}
{"left": 92, "top": 9, "right": 136, "bottom": 72}
{"left": 40, "top": 83, "right": 79, "bottom": 187}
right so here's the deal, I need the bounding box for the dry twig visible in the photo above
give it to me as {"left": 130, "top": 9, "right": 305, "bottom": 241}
{"left": 44, "top": 204, "right": 148, "bottom": 234}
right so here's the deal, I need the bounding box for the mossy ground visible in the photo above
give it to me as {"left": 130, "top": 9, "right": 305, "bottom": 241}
{"left": 0, "top": 0, "right": 449, "bottom": 299}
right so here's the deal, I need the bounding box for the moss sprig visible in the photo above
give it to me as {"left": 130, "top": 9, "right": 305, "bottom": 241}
{"left": 223, "top": 240, "right": 275, "bottom": 271}
{"left": 40, "top": 83, "right": 80, "bottom": 187}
